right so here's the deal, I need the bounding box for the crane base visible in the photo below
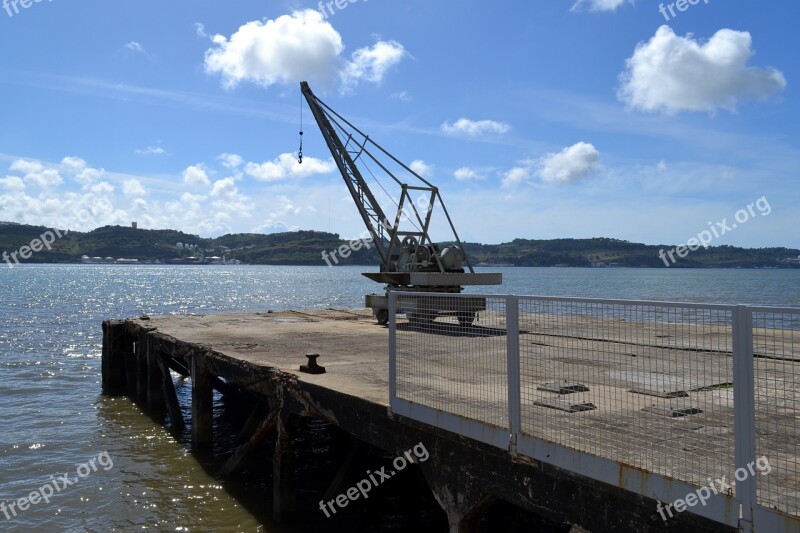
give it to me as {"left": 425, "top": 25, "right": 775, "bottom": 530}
{"left": 361, "top": 272, "right": 502, "bottom": 286}
{"left": 366, "top": 291, "right": 487, "bottom": 327}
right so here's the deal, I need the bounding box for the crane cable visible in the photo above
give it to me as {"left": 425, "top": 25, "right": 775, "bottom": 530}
{"left": 298, "top": 90, "right": 304, "bottom": 164}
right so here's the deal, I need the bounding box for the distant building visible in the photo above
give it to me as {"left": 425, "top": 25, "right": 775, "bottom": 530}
{"left": 131, "top": 222, "right": 138, "bottom": 229}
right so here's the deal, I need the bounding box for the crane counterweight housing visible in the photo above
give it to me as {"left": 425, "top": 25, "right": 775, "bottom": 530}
{"left": 300, "top": 81, "right": 502, "bottom": 325}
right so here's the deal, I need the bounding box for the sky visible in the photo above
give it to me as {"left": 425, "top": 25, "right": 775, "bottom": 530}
{"left": 0, "top": 0, "right": 797, "bottom": 248}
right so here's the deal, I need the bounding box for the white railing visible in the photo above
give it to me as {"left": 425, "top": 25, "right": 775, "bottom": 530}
{"left": 388, "top": 292, "right": 800, "bottom": 531}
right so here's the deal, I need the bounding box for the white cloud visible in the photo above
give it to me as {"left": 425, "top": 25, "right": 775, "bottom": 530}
{"left": 60, "top": 156, "right": 86, "bottom": 173}
{"left": 210, "top": 177, "right": 236, "bottom": 198}
{"left": 501, "top": 166, "right": 531, "bottom": 188}
{"left": 125, "top": 41, "right": 146, "bottom": 54}
{"left": 74, "top": 168, "right": 103, "bottom": 187}
{"left": 390, "top": 91, "right": 411, "bottom": 102}
{"left": 218, "top": 153, "right": 243, "bottom": 169}
{"left": 195, "top": 23, "right": 209, "bottom": 38}
{"left": 441, "top": 118, "right": 510, "bottom": 136}
{"left": 244, "top": 153, "right": 334, "bottom": 182}
{"left": 203, "top": 10, "right": 405, "bottom": 91}
{"left": 341, "top": 40, "right": 405, "bottom": 91}
{"left": 538, "top": 142, "right": 600, "bottom": 184}
{"left": 183, "top": 165, "right": 210, "bottom": 186}
{"left": 204, "top": 10, "right": 343, "bottom": 90}
{"left": 501, "top": 143, "right": 600, "bottom": 188}
{"left": 0, "top": 155, "right": 262, "bottom": 235}
{"left": 59, "top": 157, "right": 104, "bottom": 187}
{"left": 454, "top": 167, "right": 481, "bottom": 181}
{"left": 135, "top": 146, "right": 167, "bottom": 156}
{"left": 0, "top": 176, "right": 25, "bottom": 191}
{"left": 10, "top": 160, "right": 63, "bottom": 189}
{"left": 209, "top": 177, "right": 254, "bottom": 214}
{"left": 90, "top": 182, "right": 115, "bottom": 195}
{"left": 181, "top": 192, "right": 206, "bottom": 203}
{"left": 571, "top": 0, "right": 632, "bottom": 12}
{"left": 252, "top": 195, "right": 302, "bottom": 233}
{"left": 619, "top": 26, "right": 787, "bottom": 114}
{"left": 410, "top": 160, "right": 432, "bottom": 178}
{"left": 123, "top": 179, "right": 146, "bottom": 197}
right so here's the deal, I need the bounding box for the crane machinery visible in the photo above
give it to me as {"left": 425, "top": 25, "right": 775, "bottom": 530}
{"left": 299, "top": 81, "right": 502, "bottom": 325}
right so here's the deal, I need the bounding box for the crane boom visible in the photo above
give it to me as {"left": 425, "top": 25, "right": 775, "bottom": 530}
{"left": 299, "top": 81, "right": 501, "bottom": 325}
{"left": 300, "top": 81, "right": 397, "bottom": 269}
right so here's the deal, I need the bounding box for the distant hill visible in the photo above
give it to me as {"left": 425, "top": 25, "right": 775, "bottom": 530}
{"left": 0, "top": 224, "right": 798, "bottom": 268}
{"left": 0, "top": 224, "right": 378, "bottom": 266}
{"left": 463, "top": 237, "right": 800, "bottom": 268}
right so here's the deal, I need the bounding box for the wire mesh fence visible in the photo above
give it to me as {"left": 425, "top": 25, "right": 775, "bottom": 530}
{"left": 752, "top": 308, "right": 800, "bottom": 517}
{"left": 390, "top": 293, "right": 800, "bottom": 525}
{"left": 518, "top": 298, "right": 736, "bottom": 489}
{"left": 393, "top": 293, "right": 509, "bottom": 429}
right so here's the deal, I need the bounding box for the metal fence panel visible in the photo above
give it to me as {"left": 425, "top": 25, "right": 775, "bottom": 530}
{"left": 393, "top": 293, "right": 509, "bottom": 430}
{"left": 389, "top": 293, "right": 800, "bottom": 528}
{"left": 517, "top": 298, "right": 736, "bottom": 490}
{"left": 751, "top": 308, "right": 800, "bottom": 518}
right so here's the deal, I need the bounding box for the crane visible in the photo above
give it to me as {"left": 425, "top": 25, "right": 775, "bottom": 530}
{"left": 300, "top": 81, "right": 501, "bottom": 325}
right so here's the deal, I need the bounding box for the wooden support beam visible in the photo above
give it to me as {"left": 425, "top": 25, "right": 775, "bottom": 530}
{"left": 273, "top": 413, "right": 299, "bottom": 520}
{"left": 191, "top": 352, "right": 213, "bottom": 450}
{"left": 155, "top": 350, "right": 185, "bottom": 431}
{"left": 101, "top": 320, "right": 126, "bottom": 395}
{"left": 167, "top": 357, "right": 190, "bottom": 377}
{"left": 168, "top": 352, "right": 233, "bottom": 397}
{"left": 236, "top": 400, "right": 269, "bottom": 444}
{"left": 429, "top": 485, "right": 496, "bottom": 533}
{"left": 136, "top": 331, "right": 149, "bottom": 404}
{"left": 145, "top": 333, "right": 166, "bottom": 417}
{"left": 124, "top": 334, "right": 138, "bottom": 398}
{"left": 322, "top": 438, "right": 365, "bottom": 502}
{"left": 221, "top": 402, "right": 280, "bottom": 477}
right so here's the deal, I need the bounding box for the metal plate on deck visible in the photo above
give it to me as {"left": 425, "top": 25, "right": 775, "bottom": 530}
{"left": 537, "top": 381, "right": 590, "bottom": 395}
{"left": 534, "top": 398, "right": 597, "bottom": 413}
{"left": 643, "top": 405, "right": 704, "bottom": 417}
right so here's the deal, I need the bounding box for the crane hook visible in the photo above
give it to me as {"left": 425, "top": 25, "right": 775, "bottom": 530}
{"left": 298, "top": 131, "right": 303, "bottom": 164}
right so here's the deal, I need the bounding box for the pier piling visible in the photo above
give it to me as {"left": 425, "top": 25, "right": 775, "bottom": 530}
{"left": 190, "top": 352, "right": 214, "bottom": 450}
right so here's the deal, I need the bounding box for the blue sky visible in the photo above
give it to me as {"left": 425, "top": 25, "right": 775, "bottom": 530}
{"left": 0, "top": 0, "right": 797, "bottom": 248}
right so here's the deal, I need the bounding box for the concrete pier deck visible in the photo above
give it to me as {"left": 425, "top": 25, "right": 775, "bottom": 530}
{"left": 135, "top": 309, "right": 393, "bottom": 405}
{"left": 101, "top": 309, "right": 793, "bottom": 532}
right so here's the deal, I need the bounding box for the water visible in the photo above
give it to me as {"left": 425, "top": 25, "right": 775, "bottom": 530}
{"left": 0, "top": 265, "right": 798, "bottom": 532}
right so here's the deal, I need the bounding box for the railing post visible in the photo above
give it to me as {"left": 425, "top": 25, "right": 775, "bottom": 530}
{"left": 506, "top": 296, "right": 521, "bottom": 454}
{"left": 388, "top": 290, "right": 397, "bottom": 414}
{"left": 732, "top": 305, "right": 757, "bottom": 532}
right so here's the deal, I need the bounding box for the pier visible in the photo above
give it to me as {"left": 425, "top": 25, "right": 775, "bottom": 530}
{"left": 101, "top": 294, "right": 800, "bottom": 532}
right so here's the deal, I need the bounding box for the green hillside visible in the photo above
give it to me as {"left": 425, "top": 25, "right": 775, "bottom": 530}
{"left": 0, "top": 223, "right": 797, "bottom": 268}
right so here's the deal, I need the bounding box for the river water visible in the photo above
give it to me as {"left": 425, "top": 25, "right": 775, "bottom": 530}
{"left": 0, "top": 265, "right": 798, "bottom": 532}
